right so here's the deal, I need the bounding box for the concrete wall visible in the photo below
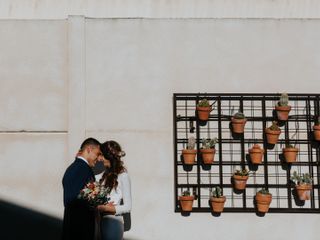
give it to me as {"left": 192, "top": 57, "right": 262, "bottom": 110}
{"left": 1, "top": 0, "right": 320, "bottom": 19}
{"left": 1, "top": 11, "right": 320, "bottom": 240}
{"left": 85, "top": 17, "right": 320, "bottom": 240}
{"left": 0, "top": 19, "right": 68, "bottom": 217}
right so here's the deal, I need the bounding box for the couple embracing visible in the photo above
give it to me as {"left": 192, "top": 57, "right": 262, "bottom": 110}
{"left": 62, "top": 138, "right": 132, "bottom": 240}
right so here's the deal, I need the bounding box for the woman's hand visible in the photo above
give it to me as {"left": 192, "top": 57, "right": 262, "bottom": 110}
{"left": 97, "top": 202, "right": 116, "bottom": 214}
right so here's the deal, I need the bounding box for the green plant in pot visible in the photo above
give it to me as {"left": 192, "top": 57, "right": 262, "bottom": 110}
{"left": 231, "top": 112, "right": 247, "bottom": 134}
{"left": 282, "top": 144, "right": 299, "bottom": 163}
{"left": 249, "top": 144, "right": 264, "bottom": 164}
{"left": 210, "top": 186, "right": 226, "bottom": 213}
{"left": 196, "top": 99, "right": 212, "bottom": 121}
{"left": 255, "top": 188, "right": 272, "bottom": 213}
{"left": 290, "top": 171, "right": 313, "bottom": 201}
{"left": 233, "top": 168, "right": 249, "bottom": 190}
{"left": 182, "top": 136, "right": 196, "bottom": 165}
{"left": 275, "top": 92, "right": 291, "bottom": 121}
{"left": 200, "top": 137, "right": 218, "bottom": 164}
{"left": 179, "top": 190, "right": 195, "bottom": 212}
{"left": 265, "top": 121, "right": 281, "bottom": 144}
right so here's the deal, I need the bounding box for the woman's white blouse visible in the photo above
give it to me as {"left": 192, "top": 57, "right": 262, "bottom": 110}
{"left": 106, "top": 172, "right": 132, "bottom": 216}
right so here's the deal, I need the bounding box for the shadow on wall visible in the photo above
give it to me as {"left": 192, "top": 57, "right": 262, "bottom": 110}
{"left": 0, "top": 199, "right": 62, "bottom": 240}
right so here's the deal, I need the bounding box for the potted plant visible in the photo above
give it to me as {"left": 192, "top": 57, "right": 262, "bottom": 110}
{"left": 313, "top": 116, "right": 320, "bottom": 141}
{"left": 282, "top": 144, "right": 299, "bottom": 163}
{"left": 210, "top": 186, "right": 226, "bottom": 213}
{"left": 196, "top": 98, "right": 212, "bottom": 121}
{"left": 179, "top": 190, "right": 194, "bottom": 212}
{"left": 265, "top": 121, "right": 281, "bottom": 144}
{"left": 255, "top": 188, "right": 272, "bottom": 213}
{"left": 200, "top": 137, "right": 218, "bottom": 164}
{"left": 249, "top": 144, "right": 264, "bottom": 164}
{"left": 182, "top": 136, "right": 197, "bottom": 165}
{"left": 233, "top": 168, "right": 249, "bottom": 190}
{"left": 275, "top": 92, "right": 291, "bottom": 121}
{"left": 291, "top": 171, "right": 313, "bottom": 201}
{"left": 231, "top": 112, "right": 247, "bottom": 134}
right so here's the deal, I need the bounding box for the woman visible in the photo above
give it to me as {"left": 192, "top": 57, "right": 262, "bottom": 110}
{"left": 97, "top": 140, "right": 132, "bottom": 240}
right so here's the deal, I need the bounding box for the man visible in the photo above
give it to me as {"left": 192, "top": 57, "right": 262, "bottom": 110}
{"left": 62, "top": 138, "right": 101, "bottom": 240}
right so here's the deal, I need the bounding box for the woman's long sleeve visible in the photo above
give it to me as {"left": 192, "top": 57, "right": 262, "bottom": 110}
{"left": 115, "top": 172, "right": 132, "bottom": 215}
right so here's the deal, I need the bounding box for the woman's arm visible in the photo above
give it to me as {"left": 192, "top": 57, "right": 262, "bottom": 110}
{"left": 115, "top": 173, "right": 132, "bottom": 215}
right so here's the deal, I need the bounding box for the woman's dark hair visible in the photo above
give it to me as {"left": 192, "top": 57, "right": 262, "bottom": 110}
{"left": 100, "top": 140, "right": 126, "bottom": 190}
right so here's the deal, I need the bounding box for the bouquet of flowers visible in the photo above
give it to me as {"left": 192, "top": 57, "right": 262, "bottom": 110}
{"left": 78, "top": 181, "right": 110, "bottom": 207}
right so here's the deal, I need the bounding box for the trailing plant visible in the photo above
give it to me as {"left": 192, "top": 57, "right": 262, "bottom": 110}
{"left": 290, "top": 171, "right": 313, "bottom": 185}
{"left": 277, "top": 92, "right": 289, "bottom": 106}
{"left": 211, "top": 186, "right": 223, "bottom": 198}
{"left": 201, "top": 138, "right": 218, "bottom": 149}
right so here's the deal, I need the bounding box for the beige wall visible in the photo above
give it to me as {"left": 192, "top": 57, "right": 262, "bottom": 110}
{"left": 85, "top": 18, "right": 320, "bottom": 239}
{"left": 1, "top": 0, "right": 320, "bottom": 19}
{"left": 1, "top": 15, "right": 320, "bottom": 239}
{"left": 0, "top": 20, "right": 68, "bottom": 217}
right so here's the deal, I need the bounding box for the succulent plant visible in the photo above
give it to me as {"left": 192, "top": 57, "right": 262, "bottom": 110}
{"left": 197, "top": 99, "right": 210, "bottom": 107}
{"left": 268, "top": 121, "right": 280, "bottom": 131}
{"left": 233, "top": 112, "right": 246, "bottom": 119}
{"left": 285, "top": 144, "right": 295, "bottom": 148}
{"left": 211, "top": 186, "right": 223, "bottom": 198}
{"left": 187, "top": 136, "right": 196, "bottom": 150}
{"left": 201, "top": 137, "right": 218, "bottom": 149}
{"left": 234, "top": 168, "right": 249, "bottom": 176}
{"left": 258, "top": 188, "right": 271, "bottom": 195}
{"left": 182, "top": 190, "right": 191, "bottom": 196}
{"left": 277, "top": 92, "right": 289, "bottom": 106}
{"left": 291, "top": 171, "right": 313, "bottom": 185}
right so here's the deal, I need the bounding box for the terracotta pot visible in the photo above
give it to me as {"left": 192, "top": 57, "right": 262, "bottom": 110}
{"left": 249, "top": 144, "right": 264, "bottom": 164}
{"left": 313, "top": 125, "right": 320, "bottom": 141}
{"left": 231, "top": 117, "right": 247, "bottom": 134}
{"left": 296, "top": 184, "right": 312, "bottom": 200}
{"left": 182, "top": 149, "right": 197, "bottom": 165}
{"left": 200, "top": 148, "right": 216, "bottom": 164}
{"left": 256, "top": 192, "right": 272, "bottom": 213}
{"left": 233, "top": 175, "right": 249, "bottom": 190}
{"left": 179, "top": 195, "right": 194, "bottom": 211}
{"left": 196, "top": 106, "right": 212, "bottom": 121}
{"left": 210, "top": 196, "right": 226, "bottom": 213}
{"left": 265, "top": 128, "right": 281, "bottom": 144}
{"left": 282, "top": 147, "right": 299, "bottom": 163}
{"left": 275, "top": 105, "right": 291, "bottom": 121}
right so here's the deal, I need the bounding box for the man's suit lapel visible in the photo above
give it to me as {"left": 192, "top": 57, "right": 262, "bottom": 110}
{"left": 75, "top": 158, "right": 95, "bottom": 181}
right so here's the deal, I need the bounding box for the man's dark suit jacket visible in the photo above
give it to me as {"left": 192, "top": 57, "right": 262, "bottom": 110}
{"left": 62, "top": 158, "right": 96, "bottom": 240}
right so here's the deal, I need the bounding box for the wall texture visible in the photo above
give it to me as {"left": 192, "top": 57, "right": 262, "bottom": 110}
{"left": 1, "top": 4, "right": 320, "bottom": 239}
{"left": 1, "top": 0, "right": 320, "bottom": 19}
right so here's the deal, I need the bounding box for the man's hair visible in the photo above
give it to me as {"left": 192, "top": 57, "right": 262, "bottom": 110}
{"left": 80, "top": 138, "right": 101, "bottom": 151}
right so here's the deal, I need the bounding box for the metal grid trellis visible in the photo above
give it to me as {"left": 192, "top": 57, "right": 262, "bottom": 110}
{"left": 173, "top": 93, "right": 320, "bottom": 213}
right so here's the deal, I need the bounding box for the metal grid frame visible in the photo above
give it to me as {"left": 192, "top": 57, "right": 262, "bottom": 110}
{"left": 173, "top": 93, "right": 320, "bottom": 213}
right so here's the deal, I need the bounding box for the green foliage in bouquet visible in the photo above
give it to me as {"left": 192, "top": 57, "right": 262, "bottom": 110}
{"left": 78, "top": 181, "right": 110, "bottom": 207}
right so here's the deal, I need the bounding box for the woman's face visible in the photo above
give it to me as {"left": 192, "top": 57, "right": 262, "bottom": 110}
{"left": 100, "top": 155, "right": 111, "bottom": 168}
